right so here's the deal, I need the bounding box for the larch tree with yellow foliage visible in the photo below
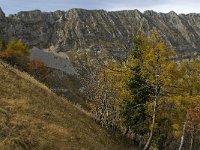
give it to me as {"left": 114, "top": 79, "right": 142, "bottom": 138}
{"left": 0, "top": 39, "right": 29, "bottom": 70}
{"left": 165, "top": 59, "right": 200, "bottom": 150}
{"left": 125, "top": 31, "right": 177, "bottom": 150}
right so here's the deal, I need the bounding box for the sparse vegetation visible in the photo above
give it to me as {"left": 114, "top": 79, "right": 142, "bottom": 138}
{"left": 0, "top": 38, "right": 49, "bottom": 80}
{"left": 0, "top": 61, "right": 126, "bottom": 150}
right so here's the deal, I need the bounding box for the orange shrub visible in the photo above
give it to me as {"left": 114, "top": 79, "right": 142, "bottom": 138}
{"left": 29, "top": 59, "right": 48, "bottom": 80}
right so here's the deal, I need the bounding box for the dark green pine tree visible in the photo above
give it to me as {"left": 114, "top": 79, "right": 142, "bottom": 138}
{"left": 120, "top": 34, "right": 152, "bottom": 135}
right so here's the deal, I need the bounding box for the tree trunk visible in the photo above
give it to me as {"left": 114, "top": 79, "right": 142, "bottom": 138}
{"left": 123, "top": 127, "right": 130, "bottom": 137}
{"left": 143, "top": 96, "right": 158, "bottom": 150}
{"left": 189, "top": 125, "right": 194, "bottom": 150}
{"left": 143, "top": 48, "right": 160, "bottom": 150}
{"left": 178, "top": 113, "right": 189, "bottom": 150}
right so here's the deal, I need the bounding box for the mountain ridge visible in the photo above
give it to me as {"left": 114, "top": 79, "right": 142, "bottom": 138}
{"left": 1, "top": 8, "right": 200, "bottom": 53}
{"left": 4, "top": 8, "right": 200, "bottom": 16}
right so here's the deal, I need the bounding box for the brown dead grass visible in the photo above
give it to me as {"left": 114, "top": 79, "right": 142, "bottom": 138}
{"left": 0, "top": 61, "right": 125, "bottom": 150}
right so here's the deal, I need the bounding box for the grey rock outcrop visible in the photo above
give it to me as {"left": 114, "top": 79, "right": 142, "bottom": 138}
{"left": 1, "top": 8, "right": 200, "bottom": 52}
{"left": 30, "top": 47, "right": 77, "bottom": 75}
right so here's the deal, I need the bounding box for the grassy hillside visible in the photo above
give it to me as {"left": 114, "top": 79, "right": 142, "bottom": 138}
{"left": 0, "top": 61, "right": 125, "bottom": 150}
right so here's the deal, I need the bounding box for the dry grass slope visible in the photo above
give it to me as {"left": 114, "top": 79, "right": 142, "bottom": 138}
{"left": 0, "top": 61, "right": 125, "bottom": 150}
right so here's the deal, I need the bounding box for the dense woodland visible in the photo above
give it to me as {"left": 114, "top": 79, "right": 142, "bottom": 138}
{"left": 0, "top": 30, "right": 200, "bottom": 150}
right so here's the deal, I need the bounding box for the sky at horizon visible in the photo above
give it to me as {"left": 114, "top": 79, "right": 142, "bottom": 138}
{"left": 0, "top": 0, "right": 200, "bottom": 16}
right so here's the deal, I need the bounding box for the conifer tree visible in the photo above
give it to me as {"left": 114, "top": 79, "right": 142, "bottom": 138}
{"left": 120, "top": 31, "right": 176, "bottom": 150}
{"left": 120, "top": 34, "right": 152, "bottom": 137}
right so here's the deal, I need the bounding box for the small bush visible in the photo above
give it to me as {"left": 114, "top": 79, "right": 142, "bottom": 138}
{"left": 28, "top": 59, "right": 48, "bottom": 80}
{"left": 0, "top": 39, "right": 29, "bottom": 70}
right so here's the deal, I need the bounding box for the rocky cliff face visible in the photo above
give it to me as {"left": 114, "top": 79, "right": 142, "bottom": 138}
{"left": 1, "top": 8, "right": 200, "bottom": 53}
